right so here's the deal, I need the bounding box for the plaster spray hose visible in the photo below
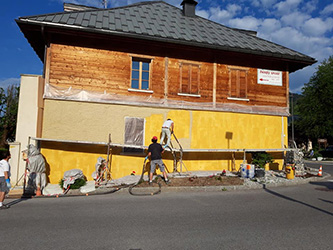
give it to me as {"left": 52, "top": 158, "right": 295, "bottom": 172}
{"left": 128, "top": 157, "right": 161, "bottom": 196}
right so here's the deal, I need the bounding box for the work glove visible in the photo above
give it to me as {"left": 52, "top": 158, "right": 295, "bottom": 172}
{"left": 6, "top": 179, "right": 11, "bottom": 189}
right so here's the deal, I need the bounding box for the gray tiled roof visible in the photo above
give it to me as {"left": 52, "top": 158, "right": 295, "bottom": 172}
{"left": 17, "top": 1, "right": 315, "bottom": 63}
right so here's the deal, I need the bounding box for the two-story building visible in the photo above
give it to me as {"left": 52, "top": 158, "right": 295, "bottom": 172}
{"left": 13, "top": 0, "right": 316, "bottom": 184}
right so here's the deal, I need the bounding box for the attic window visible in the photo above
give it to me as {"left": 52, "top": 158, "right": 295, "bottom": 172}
{"left": 131, "top": 57, "right": 151, "bottom": 90}
{"left": 179, "top": 62, "right": 200, "bottom": 96}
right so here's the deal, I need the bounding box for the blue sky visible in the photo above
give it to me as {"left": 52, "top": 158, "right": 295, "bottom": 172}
{"left": 1, "top": 0, "right": 332, "bottom": 93}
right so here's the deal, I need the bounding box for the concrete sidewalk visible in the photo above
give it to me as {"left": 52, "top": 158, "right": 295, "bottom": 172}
{"left": 6, "top": 168, "right": 331, "bottom": 199}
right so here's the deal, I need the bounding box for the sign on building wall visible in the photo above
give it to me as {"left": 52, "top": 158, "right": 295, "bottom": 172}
{"left": 257, "top": 69, "right": 282, "bottom": 86}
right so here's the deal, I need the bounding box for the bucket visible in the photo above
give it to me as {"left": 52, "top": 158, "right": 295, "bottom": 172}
{"left": 285, "top": 165, "right": 294, "bottom": 180}
{"left": 240, "top": 164, "right": 255, "bottom": 178}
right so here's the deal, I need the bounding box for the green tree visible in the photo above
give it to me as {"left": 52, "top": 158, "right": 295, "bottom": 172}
{"left": 0, "top": 85, "right": 20, "bottom": 148}
{"left": 295, "top": 56, "right": 333, "bottom": 143}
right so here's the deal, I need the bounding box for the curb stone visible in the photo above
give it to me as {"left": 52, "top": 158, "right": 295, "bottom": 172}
{"left": 6, "top": 170, "right": 331, "bottom": 198}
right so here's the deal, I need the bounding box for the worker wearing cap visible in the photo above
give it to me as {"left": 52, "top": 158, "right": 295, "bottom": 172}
{"left": 146, "top": 136, "right": 170, "bottom": 184}
{"left": 160, "top": 118, "right": 174, "bottom": 148}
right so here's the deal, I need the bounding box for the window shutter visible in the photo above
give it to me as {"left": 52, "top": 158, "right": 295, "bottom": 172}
{"left": 229, "top": 68, "right": 247, "bottom": 98}
{"left": 181, "top": 64, "right": 190, "bottom": 93}
{"left": 191, "top": 65, "right": 199, "bottom": 94}
{"left": 239, "top": 70, "right": 247, "bottom": 98}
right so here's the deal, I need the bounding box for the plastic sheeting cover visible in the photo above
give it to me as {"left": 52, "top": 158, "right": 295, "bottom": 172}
{"left": 26, "top": 144, "right": 46, "bottom": 173}
{"left": 62, "top": 169, "right": 84, "bottom": 189}
{"left": 44, "top": 83, "right": 289, "bottom": 116}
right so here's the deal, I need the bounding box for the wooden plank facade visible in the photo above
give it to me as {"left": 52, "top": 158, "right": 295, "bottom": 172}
{"left": 47, "top": 43, "right": 288, "bottom": 110}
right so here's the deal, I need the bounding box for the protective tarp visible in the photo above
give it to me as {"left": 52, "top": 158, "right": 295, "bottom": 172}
{"left": 79, "top": 181, "right": 96, "bottom": 193}
{"left": 63, "top": 169, "right": 84, "bottom": 189}
{"left": 95, "top": 157, "right": 106, "bottom": 172}
{"left": 44, "top": 83, "right": 289, "bottom": 116}
{"left": 24, "top": 144, "right": 47, "bottom": 192}
{"left": 125, "top": 117, "right": 144, "bottom": 146}
{"left": 42, "top": 183, "right": 63, "bottom": 196}
{"left": 27, "top": 144, "right": 45, "bottom": 173}
{"left": 92, "top": 157, "right": 107, "bottom": 180}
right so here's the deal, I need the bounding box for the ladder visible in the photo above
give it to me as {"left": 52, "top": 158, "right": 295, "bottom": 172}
{"left": 168, "top": 132, "right": 187, "bottom": 174}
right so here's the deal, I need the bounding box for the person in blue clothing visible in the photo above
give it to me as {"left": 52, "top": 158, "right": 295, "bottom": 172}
{"left": 147, "top": 136, "right": 170, "bottom": 184}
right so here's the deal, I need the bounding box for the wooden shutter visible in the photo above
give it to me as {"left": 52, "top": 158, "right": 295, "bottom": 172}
{"left": 239, "top": 70, "right": 247, "bottom": 98}
{"left": 191, "top": 65, "right": 199, "bottom": 94}
{"left": 229, "top": 68, "right": 247, "bottom": 98}
{"left": 181, "top": 64, "right": 190, "bottom": 93}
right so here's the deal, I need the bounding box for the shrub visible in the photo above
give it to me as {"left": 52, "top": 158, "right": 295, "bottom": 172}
{"left": 59, "top": 178, "right": 86, "bottom": 189}
{"left": 251, "top": 152, "right": 273, "bottom": 169}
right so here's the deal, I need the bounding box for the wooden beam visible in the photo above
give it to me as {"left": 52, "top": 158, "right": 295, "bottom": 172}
{"left": 213, "top": 63, "right": 216, "bottom": 107}
{"left": 165, "top": 57, "right": 168, "bottom": 99}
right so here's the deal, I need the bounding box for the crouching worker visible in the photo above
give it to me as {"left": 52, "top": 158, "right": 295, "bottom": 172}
{"left": 23, "top": 144, "right": 46, "bottom": 196}
{"left": 147, "top": 136, "right": 170, "bottom": 185}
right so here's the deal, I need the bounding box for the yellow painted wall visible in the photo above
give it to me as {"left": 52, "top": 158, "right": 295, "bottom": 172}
{"left": 41, "top": 99, "right": 287, "bottom": 183}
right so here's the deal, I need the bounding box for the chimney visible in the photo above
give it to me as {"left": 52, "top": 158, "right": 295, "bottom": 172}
{"left": 181, "top": 0, "right": 198, "bottom": 17}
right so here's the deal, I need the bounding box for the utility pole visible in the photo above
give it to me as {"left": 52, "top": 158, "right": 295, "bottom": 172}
{"left": 291, "top": 92, "right": 294, "bottom": 143}
{"left": 102, "top": 0, "right": 107, "bottom": 9}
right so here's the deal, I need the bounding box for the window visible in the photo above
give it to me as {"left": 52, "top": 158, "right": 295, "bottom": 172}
{"left": 179, "top": 62, "right": 200, "bottom": 95}
{"left": 131, "top": 58, "right": 151, "bottom": 90}
{"left": 228, "top": 67, "right": 248, "bottom": 99}
{"left": 124, "top": 117, "right": 144, "bottom": 153}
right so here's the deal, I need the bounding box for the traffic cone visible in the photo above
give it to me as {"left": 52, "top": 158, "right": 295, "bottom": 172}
{"left": 318, "top": 165, "right": 323, "bottom": 177}
{"left": 35, "top": 186, "right": 42, "bottom": 196}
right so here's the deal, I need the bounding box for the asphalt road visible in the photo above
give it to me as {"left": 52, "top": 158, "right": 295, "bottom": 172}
{"left": 305, "top": 160, "right": 333, "bottom": 175}
{"left": 1, "top": 162, "right": 332, "bottom": 250}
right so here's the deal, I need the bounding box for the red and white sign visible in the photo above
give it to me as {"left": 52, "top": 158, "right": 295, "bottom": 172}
{"left": 257, "top": 69, "right": 282, "bottom": 86}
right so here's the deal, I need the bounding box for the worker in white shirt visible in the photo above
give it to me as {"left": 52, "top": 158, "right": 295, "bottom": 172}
{"left": 160, "top": 118, "right": 174, "bottom": 148}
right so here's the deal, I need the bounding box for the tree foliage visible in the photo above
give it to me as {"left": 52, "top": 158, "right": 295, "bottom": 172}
{"left": 0, "top": 85, "right": 20, "bottom": 148}
{"left": 295, "top": 56, "right": 333, "bottom": 142}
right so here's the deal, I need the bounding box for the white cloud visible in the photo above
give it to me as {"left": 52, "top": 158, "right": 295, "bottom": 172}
{"left": 302, "top": 17, "right": 333, "bottom": 36}
{"left": 227, "top": 4, "right": 242, "bottom": 14}
{"left": 251, "top": 0, "right": 260, "bottom": 7}
{"left": 252, "top": 0, "right": 278, "bottom": 8}
{"left": 268, "top": 27, "right": 310, "bottom": 52}
{"left": 274, "top": 0, "right": 302, "bottom": 15}
{"left": 228, "top": 16, "right": 261, "bottom": 30}
{"left": 261, "top": 25, "right": 332, "bottom": 66}
{"left": 280, "top": 11, "right": 311, "bottom": 29}
{"left": 196, "top": 8, "right": 210, "bottom": 19}
{"left": 300, "top": 0, "right": 318, "bottom": 14}
{"left": 0, "top": 78, "right": 20, "bottom": 90}
{"left": 209, "top": 4, "right": 242, "bottom": 23}
{"left": 320, "top": 3, "right": 333, "bottom": 15}
{"left": 309, "top": 43, "right": 333, "bottom": 63}
{"left": 259, "top": 18, "right": 281, "bottom": 34}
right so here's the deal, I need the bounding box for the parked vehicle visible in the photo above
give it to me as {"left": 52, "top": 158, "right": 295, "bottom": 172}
{"left": 319, "top": 145, "right": 333, "bottom": 158}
